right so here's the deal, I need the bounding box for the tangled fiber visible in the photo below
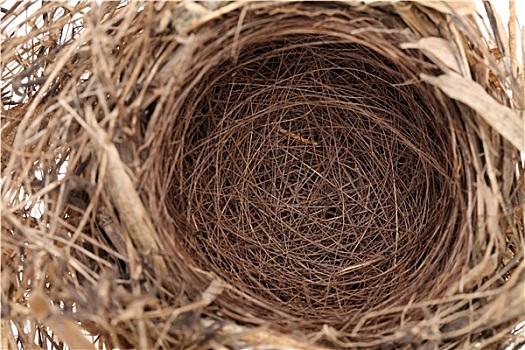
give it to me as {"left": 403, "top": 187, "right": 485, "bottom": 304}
{"left": 2, "top": 1, "right": 524, "bottom": 349}
{"left": 160, "top": 8, "right": 467, "bottom": 332}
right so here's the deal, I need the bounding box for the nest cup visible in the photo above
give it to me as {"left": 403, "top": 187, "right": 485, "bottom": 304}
{"left": 148, "top": 2, "right": 471, "bottom": 339}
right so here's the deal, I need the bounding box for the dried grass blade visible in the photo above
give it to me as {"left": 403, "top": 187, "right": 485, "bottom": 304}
{"left": 422, "top": 73, "right": 524, "bottom": 151}
{"left": 28, "top": 289, "right": 95, "bottom": 350}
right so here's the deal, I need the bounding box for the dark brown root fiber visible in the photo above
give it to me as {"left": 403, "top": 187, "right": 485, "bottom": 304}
{"left": 143, "top": 2, "right": 506, "bottom": 344}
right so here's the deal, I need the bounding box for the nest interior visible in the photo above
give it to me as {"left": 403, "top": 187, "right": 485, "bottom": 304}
{"left": 148, "top": 3, "right": 470, "bottom": 335}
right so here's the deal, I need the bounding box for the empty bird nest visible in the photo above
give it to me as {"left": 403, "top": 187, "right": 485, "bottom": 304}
{"left": 1, "top": 1, "right": 524, "bottom": 349}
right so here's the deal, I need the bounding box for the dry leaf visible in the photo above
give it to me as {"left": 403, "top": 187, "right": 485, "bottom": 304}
{"left": 28, "top": 289, "right": 95, "bottom": 350}
{"left": 401, "top": 37, "right": 461, "bottom": 73}
{"left": 417, "top": 1, "right": 476, "bottom": 15}
{"left": 422, "top": 73, "right": 524, "bottom": 151}
{"left": 395, "top": 2, "right": 439, "bottom": 37}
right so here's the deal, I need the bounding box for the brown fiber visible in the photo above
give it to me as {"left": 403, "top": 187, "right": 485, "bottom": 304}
{"left": 155, "top": 8, "right": 468, "bottom": 333}
{"left": 2, "top": 1, "right": 524, "bottom": 349}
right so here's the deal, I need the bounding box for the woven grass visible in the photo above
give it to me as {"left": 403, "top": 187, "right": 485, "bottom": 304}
{"left": 1, "top": 1, "right": 524, "bottom": 349}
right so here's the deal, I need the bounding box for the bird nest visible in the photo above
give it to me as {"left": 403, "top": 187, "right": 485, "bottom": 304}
{"left": 1, "top": 1, "right": 524, "bottom": 349}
